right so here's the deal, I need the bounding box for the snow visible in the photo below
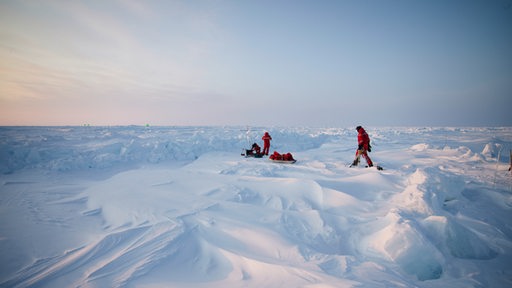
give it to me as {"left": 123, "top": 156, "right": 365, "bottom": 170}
{"left": 1, "top": 126, "right": 511, "bottom": 287}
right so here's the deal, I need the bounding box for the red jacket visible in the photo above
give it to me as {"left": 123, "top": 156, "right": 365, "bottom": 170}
{"left": 262, "top": 132, "right": 272, "bottom": 145}
{"left": 357, "top": 127, "right": 370, "bottom": 149}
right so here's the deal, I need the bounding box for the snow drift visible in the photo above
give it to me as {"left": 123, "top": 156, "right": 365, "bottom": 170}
{"left": 0, "top": 126, "right": 511, "bottom": 287}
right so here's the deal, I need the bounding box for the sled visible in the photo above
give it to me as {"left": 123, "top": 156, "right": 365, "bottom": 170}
{"left": 269, "top": 159, "right": 296, "bottom": 164}
{"left": 241, "top": 149, "right": 264, "bottom": 158}
{"left": 244, "top": 153, "right": 264, "bottom": 158}
{"left": 268, "top": 151, "right": 296, "bottom": 163}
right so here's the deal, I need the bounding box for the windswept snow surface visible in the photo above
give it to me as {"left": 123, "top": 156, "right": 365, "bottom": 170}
{"left": 1, "top": 126, "right": 511, "bottom": 288}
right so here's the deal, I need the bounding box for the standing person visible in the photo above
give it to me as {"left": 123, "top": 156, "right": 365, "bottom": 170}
{"left": 351, "top": 126, "right": 374, "bottom": 167}
{"left": 262, "top": 131, "right": 272, "bottom": 155}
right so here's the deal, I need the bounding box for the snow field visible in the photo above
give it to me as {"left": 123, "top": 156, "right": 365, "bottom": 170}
{"left": 0, "top": 126, "right": 511, "bottom": 287}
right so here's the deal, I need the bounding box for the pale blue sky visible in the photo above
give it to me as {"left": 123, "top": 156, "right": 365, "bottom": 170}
{"left": 1, "top": 0, "right": 511, "bottom": 126}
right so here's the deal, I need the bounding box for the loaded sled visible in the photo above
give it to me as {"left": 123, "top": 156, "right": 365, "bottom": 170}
{"left": 242, "top": 149, "right": 264, "bottom": 158}
{"left": 269, "top": 151, "right": 296, "bottom": 164}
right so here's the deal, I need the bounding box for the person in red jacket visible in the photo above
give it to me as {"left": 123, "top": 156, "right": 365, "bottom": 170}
{"left": 261, "top": 132, "right": 272, "bottom": 155}
{"left": 351, "top": 126, "right": 374, "bottom": 167}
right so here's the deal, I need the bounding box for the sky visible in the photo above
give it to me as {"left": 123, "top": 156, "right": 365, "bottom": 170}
{"left": 1, "top": 0, "right": 511, "bottom": 127}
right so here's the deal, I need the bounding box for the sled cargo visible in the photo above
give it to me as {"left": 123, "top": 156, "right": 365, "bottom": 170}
{"left": 268, "top": 151, "right": 296, "bottom": 164}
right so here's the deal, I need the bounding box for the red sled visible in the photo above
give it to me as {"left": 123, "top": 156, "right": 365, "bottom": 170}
{"left": 269, "top": 151, "right": 296, "bottom": 164}
{"left": 269, "top": 158, "right": 297, "bottom": 164}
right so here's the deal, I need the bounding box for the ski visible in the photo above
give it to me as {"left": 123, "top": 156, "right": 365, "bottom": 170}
{"left": 349, "top": 163, "right": 383, "bottom": 170}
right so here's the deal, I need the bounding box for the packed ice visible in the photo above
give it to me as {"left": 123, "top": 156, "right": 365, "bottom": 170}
{"left": 1, "top": 126, "right": 511, "bottom": 287}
